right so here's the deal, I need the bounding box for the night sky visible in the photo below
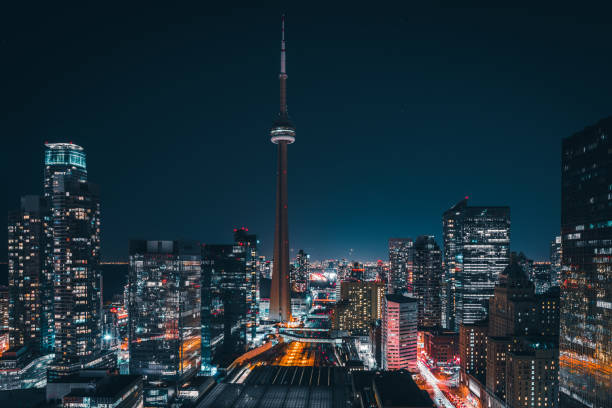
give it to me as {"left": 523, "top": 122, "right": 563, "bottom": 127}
{"left": 2, "top": 2, "right": 612, "bottom": 262}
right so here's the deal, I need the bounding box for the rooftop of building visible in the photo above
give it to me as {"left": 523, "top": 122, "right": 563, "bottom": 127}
{"left": 352, "top": 370, "right": 434, "bottom": 408}
{"left": 385, "top": 293, "right": 418, "bottom": 304}
{"left": 63, "top": 374, "right": 142, "bottom": 398}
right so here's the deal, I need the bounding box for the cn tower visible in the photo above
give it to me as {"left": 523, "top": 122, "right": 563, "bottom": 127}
{"left": 269, "top": 15, "right": 294, "bottom": 322}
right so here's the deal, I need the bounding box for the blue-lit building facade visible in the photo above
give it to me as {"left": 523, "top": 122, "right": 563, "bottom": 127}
{"left": 44, "top": 143, "right": 103, "bottom": 377}
{"left": 560, "top": 117, "right": 612, "bottom": 408}
{"left": 388, "top": 238, "right": 414, "bottom": 295}
{"left": 443, "top": 199, "right": 510, "bottom": 331}
{"left": 128, "top": 240, "right": 201, "bottom": 381}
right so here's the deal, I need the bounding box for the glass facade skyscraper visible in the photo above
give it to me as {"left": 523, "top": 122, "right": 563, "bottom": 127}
{"left": 413, "top": 235, "right": 443, "bottom": 329}
{"left": 44, "top": 143, "right": 102, "bottom": 374}
{"left": 201, "top": 235, "right": 250, "bottom": 365}
{"left": 233, "top": 228, "right": 258, "bottom": 341}
{"left": 443, "top": 199, "right": 510, "bottom": 331}
{"left": 560, "top": 118, "right": 612, "bottom": 408}
{"left": 128, "top": 240, "right": 201, "bottom": 381}
{"left": 388, "top": 238, "right": 414, "bottom": 295}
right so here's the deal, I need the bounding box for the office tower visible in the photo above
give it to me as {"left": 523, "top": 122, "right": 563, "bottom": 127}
{"left": 442, "top": 199, "right": 466, "bottom": 330}
{"left": 44, "top": 142, "right": 102, "bottom": 374}
{"left": 388, "top": 238, "right": 414, "bottom": 294}
{"left": 7, "top": 196, "right": 47, "bottom": 350}
{"left": 332, "top": 280, "right": 385, "bottom": 335}
{"left": 128, "top": 240, "right": 201, "bottom": 381}
{"left": 459, "top": 319, "right": 488, "bottom": 382}
{"left": 550, "top": 236, "right": 562, "bottom": 286}
{"left": 413, "top": 235, "right": 442, "bottom": 328}
{"left": 560, "top": 117, "right": 612, "bottom": 408}
{"left": 201, "top": 241, "right": 249, "bottom": 363}
{"left": 485, "top": 257, "right": 559, "bottom": 405}
{"left": 382, "top": 294, "right": 418, "bottom": 372}
{"left": 234, "top": 228, "right": 258, "bottom": 340}
{"left": 443, "top": 198, "right": 510, "bottom": 331}
{"left": 291, "top": 249, "right": 309, "bottom": 292}
{"left": 269, "top": 16, "right": 295, "bottom": 322}
{"left": 486, "top": 260, "right": 536, "bottom": 400}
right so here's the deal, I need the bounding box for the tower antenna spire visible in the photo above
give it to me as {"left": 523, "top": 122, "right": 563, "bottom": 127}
{"left": 280, "top": 14, "right": 286, "bottom": 74}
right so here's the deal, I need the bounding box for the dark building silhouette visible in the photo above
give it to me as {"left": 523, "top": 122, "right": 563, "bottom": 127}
{"left": 202, "top": 234, "right": 252, "bottom": 365}
{"left": 560, "top": 117, "right": 612, "bottom": 408}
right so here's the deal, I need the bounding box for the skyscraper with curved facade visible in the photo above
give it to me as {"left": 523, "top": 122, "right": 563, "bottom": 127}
{"left": 44, "top": 143, "right": 102, "bottom": 377}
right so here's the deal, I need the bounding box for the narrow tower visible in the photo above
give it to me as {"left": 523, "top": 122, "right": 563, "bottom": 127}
{"left": 269, "top": 15, "right": 295, "bottom": 322}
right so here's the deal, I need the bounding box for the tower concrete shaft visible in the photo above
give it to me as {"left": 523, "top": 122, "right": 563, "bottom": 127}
{"left": 269, "top": 15, "right": 294, "bottom": 322}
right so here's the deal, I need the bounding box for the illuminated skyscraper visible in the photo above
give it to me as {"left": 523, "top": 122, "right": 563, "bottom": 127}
{"left": 7, "top": 196, "right": 47, "bottom": 350}
{"left": 269, "top": 16, "right": 295, "bottom": 322}
{"left": 413, "top": 235, "right": 442, "bottom": 329}
{"left": 560, "top": 117, "right": 612, "bottom": 408}
{"left": 388, "top": 238, "right": 414, "bottom": 295}
{"left": 332, "top": 280, "right": 385, "bottom": 335}
{"left": 550, "top": 235, "right": 562, "bottom": 286}
{"left": 44, "top": 143, "right": 102, "bottom": 376}
{"left": 442, "top": 199, "right": 466, "bottom": 330}
{"left": 128, "top": 240, "right": 201, "bottom": 381}
{"left": 234, "top": 228, "right": 258, "bottom": 340}
{"left": 382, "top": 294, "right": 418, "bottom": 372}
{"left": 291, "top": 249, "right": 309, "bottom": 292}
{"left": 443, "top": 199, "right": 510, "bottom": 331}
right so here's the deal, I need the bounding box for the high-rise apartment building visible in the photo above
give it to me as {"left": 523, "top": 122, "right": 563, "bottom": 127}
{"left": 413, "top": 236, "right": 442, "bottom": 329}
{"left": 442, "top": 198, "right": 510, "bottom": 331}
{"left": 560, "top": 117, "right": 612, "bottom": 408}
{"left": 44, "top": 143, "right": 102, "bottom": 374}
{"left": 332, "top": 280, "right": 385, "bottom": 335}
{"left": 382, "top": 294, "right": 418, "bottom": 372}
{"left": 388, "top": 238, "right": 414, "bottom": 295}
{"left": 7, "top": 196, "right": 47, "bottom": 350}
{"left": 128, "top": 240, "right": 201, "bottom": 381}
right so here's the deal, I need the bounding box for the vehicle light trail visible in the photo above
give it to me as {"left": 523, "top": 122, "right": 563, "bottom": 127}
{"left": 418, "top": 361, "right": 456, "bottom": 408}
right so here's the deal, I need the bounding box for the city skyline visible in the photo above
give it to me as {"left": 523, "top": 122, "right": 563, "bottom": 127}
{"left": 4, "top": 4, "right": 612, "bottom": 262}
{"left": 1, "top": 5, "right": 611, "bottom": 407}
